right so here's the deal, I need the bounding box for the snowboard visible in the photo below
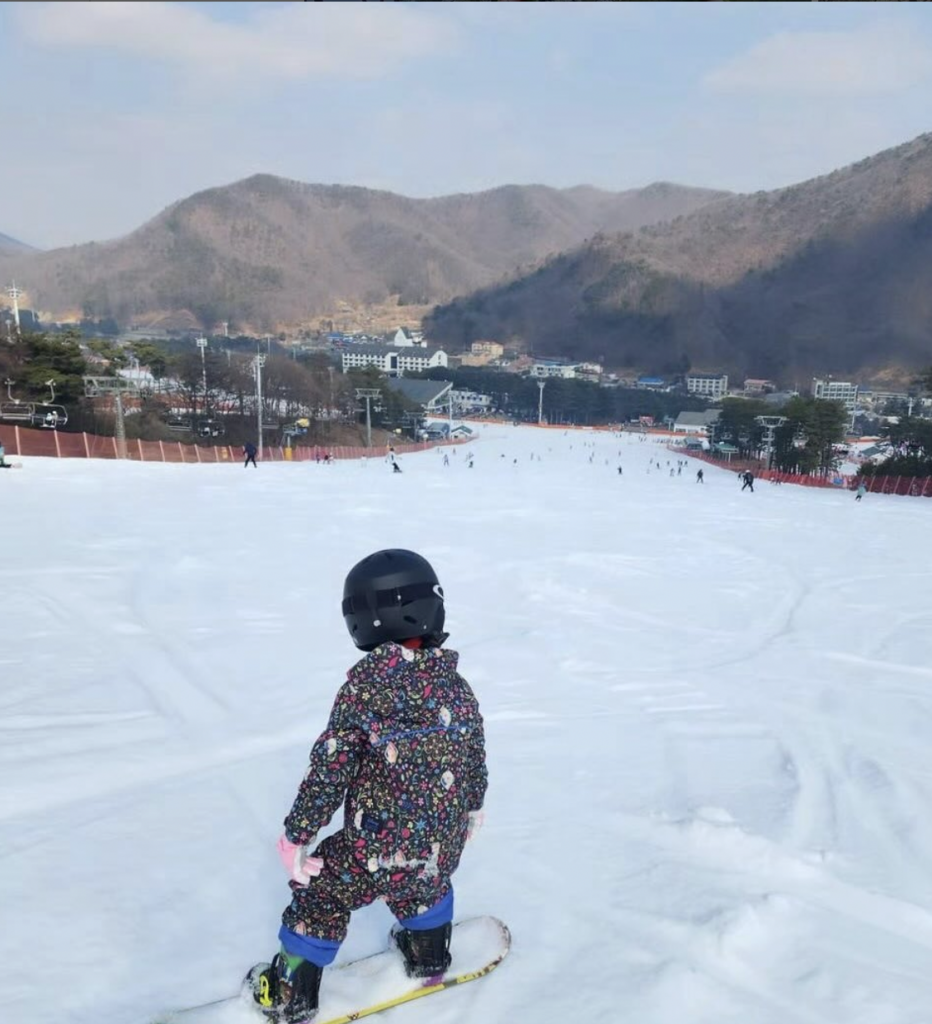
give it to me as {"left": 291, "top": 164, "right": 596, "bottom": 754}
{"left": 153, "top": 916, "right": 510, "bottom": 1024}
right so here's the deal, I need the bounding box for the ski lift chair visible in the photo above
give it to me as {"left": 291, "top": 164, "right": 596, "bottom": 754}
{"left": 35, "top": 405, "right": 68, "bottom": 429}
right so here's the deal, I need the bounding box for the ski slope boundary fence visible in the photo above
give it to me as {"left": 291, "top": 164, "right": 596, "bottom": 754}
{"left": 676, "top": 448, "right": 932, "bottom": 498}
{"left": 0, "top": 424, "right": 470, "bottom": 464}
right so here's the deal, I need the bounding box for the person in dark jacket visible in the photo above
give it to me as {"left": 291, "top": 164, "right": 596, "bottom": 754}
{"left": 250, "top": 550, "right": 487, "bottom": 1023}
{"left": 741, "top": 470, "right": 754, "bottom": 492}
{"left": 244, "top": 441, "right": 258, "bottom": 468}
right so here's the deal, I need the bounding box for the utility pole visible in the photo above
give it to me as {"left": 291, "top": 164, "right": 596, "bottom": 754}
{"left": 537, "top": 380, "right": 546, "bottom": 425}
{"left": 196, "top": 337, "right": 208, "bottom": 431}
{"left": 328, "top": 366, "right": 335, "bottom": 438}
{"left": 355, "top": 387, "right": 381, "bottom": 449}
{"left": 254, "top": 354, "right": 267, "bottom": 457}
{"left": 448, "top": 388, "right": 454, "bottom": 439}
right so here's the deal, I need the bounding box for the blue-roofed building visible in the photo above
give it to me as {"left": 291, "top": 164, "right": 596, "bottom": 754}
{"left": 636, "top": 376, "right": 666, "bottom": 390}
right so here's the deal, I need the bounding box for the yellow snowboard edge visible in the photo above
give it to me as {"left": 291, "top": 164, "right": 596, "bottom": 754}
{"left": 319, "top": 918, "right": 512, "bottom": 1024}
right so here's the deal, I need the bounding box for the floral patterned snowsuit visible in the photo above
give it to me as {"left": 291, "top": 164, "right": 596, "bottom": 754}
{"left": 281, "top": 642, "right": 487, "bottom": 947}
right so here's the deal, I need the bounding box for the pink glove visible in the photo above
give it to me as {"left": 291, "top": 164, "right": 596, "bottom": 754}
{"left": 277, "top": 834, "right": 324, "bottom": 885}
{"left": 466, "top": 810, "right": 484, "bottom": 843}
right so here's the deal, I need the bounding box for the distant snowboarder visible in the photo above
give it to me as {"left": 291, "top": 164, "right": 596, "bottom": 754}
{"left": 855, "top": 482, "right": 866, "bottom": 501}
{"left": 392, "top": 461, "right": 403, "bottom": 474}
{"left": 741, "top": 471, "right": 754, "bottom": 492}
{"left": 0, "top": 443, "right": 12, "bottom": 469}
{"left": 696, "top": 468, "right": 704, "bottom": 483}
{"left": 244, "top": 442, "right": 258, "bottom": 468}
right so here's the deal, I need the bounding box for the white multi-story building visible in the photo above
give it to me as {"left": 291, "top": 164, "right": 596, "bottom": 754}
{"left": 530, "top": 360, "right": 577, "bottom": 379}
{"left": 574, "top": 361, "right": 603, "bottom": 381}
{"left": 470, "top": 340, "right": 504, "bottom": 358}
{"left": 450, "top": 389, "right": 493, "bottom": 414}
{"left": 812, "top": 378, "right": 858, "bottom": 411}
{"left": 686, "top": 373, "right": 729, "bottom": 400}
{"left": 341, "top": 344, "right": 448, "bottom": 376}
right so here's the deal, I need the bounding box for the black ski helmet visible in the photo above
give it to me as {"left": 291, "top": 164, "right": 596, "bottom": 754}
{"left": 342, "top": 549, "right": 445, "bottom": 651}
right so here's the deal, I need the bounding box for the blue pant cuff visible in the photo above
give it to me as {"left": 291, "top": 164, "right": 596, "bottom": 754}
{"left": 396, "top": 888, "right": 454, "bottom": 931}
{"left": 278, "top": 925, "right": 341, "bottom": 967}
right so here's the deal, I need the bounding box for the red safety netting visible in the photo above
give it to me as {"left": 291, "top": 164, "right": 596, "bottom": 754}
{"left": 57, "top": 433, "right": 90, "bottom": 458}
{"left": 0, "top": 426, "right": 475, "bottom": 468}
{"left": 861, "top": 475, "right": 932, "bottom": 497}
{"left": 17, "top": 429, "right": 61, "bottom": 458}
{"left": 85, "top": 434, "right": 118, "bottom": 459}
{"left": 676, "top": 447, "right": 932, "bottom": 497}
{"left": 0, "top": 424, "right": 20, "bottom": 454}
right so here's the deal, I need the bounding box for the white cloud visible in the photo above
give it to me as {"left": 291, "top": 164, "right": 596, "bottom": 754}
{"left": 15, "top": 1, "right": 457, "bottom": 82}
{"left": 703, "top": 22, "right": 932, "bottom": 97}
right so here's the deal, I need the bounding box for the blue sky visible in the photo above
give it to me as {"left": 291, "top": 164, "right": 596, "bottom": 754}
{"left": 2, "top": 1, "right": 932, "bottom": 249}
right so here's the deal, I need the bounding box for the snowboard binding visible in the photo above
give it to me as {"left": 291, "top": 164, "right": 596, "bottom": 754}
{"left": 392, "top": 922, "right": 452, "bottom": 979}
{"left": 247, "top": 952, "right": 322, "bottom": 1023}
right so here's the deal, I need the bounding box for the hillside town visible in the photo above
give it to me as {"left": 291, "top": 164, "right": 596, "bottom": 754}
{"left": 3, "top": 293, "right": 928, "bottom": 442}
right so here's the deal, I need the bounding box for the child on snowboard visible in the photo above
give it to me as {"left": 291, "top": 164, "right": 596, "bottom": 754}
{"left": 250, "top": 549, "right": 488, "bottom": 1023}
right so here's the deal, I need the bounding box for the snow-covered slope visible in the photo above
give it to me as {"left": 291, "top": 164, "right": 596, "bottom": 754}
{"left": 3, "top": 426, "right": 932, "bottom": 1024}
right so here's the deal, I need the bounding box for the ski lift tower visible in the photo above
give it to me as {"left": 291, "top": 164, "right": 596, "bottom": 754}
{"left": 355, "top": 388, "right": 381, "bottom": 449}
{"left": 83, "top": 375, "right": 140, "bottom": 459}
{"left": 537, "top": 381, "right": 546, "bottom": 425}
{"left": 755, "top": 414, "right": 788, "bottom": 470}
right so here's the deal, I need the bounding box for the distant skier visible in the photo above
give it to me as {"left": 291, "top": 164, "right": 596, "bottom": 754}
{"left": 855, "top": 482, "right": 866, "bottom": 501}
{"left": 247, "top": 550, "right": 487, "bottom": 1024}
{"left": 443, "top": 454, "right": 450, "bottom": 467}
{"left": 696, "top": 468, "right": 704, "bottom": 483}
{"left": 244, "top": 441, "right": 258, "bottom": 468}
{"left": 741, "top": 471, "right": 754, "bottom": 492}
{"left": 0, "top": 442, "right": 12, "bottom": 469}
{"left": 617, "top": 465, "right": 623, "bottom": 476}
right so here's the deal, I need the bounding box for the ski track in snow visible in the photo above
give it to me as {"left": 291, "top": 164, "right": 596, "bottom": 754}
{"left": 2, "top": 426, "right": 932, "bottom": 1024}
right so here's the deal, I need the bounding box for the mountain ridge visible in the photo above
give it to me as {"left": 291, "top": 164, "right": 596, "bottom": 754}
{"left": 0, "top": 231, "right": 36, "bottom": 256}
{"left": 425, "top": 132, "right": 932, "bottom": 380}
{"left": 0, "top": 177, "right": 728, "bottom": 330}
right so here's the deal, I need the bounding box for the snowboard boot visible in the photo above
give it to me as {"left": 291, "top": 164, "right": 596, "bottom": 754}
{"left": 393, "top": 921, "right": 452, "bottom": 979}
{"left": 247, "top": 950, "right": 322, "bottom": 1023}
